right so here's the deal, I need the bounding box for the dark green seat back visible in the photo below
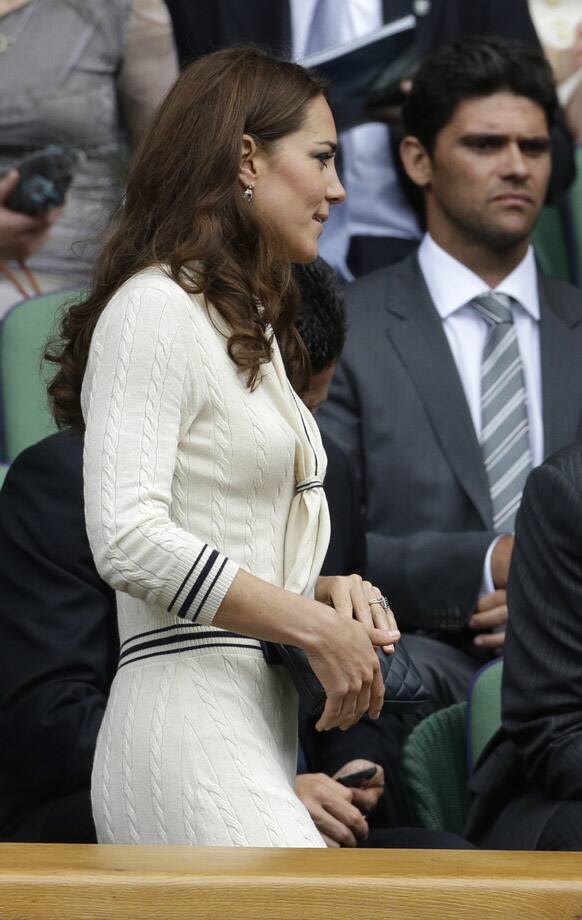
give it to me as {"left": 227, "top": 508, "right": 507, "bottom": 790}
{"left": 400, "top": 702, "right": 469, "bottom": 835}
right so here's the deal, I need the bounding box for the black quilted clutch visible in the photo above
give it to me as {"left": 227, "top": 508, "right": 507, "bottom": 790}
{"left": 261, "top": 638, "right": 430, "bottom": 716}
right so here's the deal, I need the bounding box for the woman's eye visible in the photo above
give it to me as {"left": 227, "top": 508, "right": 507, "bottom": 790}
{"left": 316, "top": 154, "right": 332, "bottom": 168}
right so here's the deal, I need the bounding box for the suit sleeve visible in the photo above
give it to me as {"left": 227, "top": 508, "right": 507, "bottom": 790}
{"left": 502, "top": 457, "right": 582, "bottom": 799}
{"left": 320, "top": 357, "right": 494, "bottom": 633}
{"left": 0, "top": 435, "right": 116, "bottom": 799}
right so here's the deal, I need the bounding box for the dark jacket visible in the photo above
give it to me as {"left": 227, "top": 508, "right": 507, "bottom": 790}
{"left": 0, "top": 432, "right": 117, "bottom": 841}
{"left": 466, "top": 442, "right": 582, "bottom": 848}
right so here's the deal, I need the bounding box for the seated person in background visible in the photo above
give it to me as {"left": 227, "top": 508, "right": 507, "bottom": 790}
{"left": 292, "top": 259, "right": 403, "bottom": 842}
{"left": 466, "top": 441, "right": 582, "bottom": 851}
{"left": 294, "top": 258, "right": 364, "bottom": 578}
{"left": 319, "top": 37, "right": 582, "bottom": 708}
{"left": 529, "top": 1, "right": 582, "bottom": 143}
{"left": 0, "top": 0, "right": 177, "bottom": 315}
{"left": 0, "top": 261, "right": 471, "bottom": 849}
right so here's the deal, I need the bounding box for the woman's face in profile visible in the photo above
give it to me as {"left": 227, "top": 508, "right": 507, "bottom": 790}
{"left": 251, "top": 95, "right": 346, "bottom": 263}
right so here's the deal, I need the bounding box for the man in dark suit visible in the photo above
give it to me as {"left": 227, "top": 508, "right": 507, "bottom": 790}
{"left": 466, "top": 441, "right": 582, "bottom": 850}
{"left": 319, "top": 38, "right": 582, "bottom": 704}
{"left": 164, "top": 0, "right": 575, "bottom": 277}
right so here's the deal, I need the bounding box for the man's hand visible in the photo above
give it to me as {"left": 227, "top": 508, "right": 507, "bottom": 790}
{"left": 469, "top": 589, "right": 507, "bottom": 651}
{"left": 0, "top": 170, "right": 61, "bottom": 261}
{"left": 333, "top": 759, "right": 385, "bottom": 816}
{"left": 295, "top": 771, "right": 370, "bottom": 848}
{"left": 490, "top": 534, "right": 514, "bottom": 589}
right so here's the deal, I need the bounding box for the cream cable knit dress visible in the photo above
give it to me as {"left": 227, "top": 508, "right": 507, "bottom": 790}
{"left": 82, "top": 267, "right": 330, "bottom": 846}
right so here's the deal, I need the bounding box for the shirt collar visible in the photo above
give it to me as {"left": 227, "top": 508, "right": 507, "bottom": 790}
{"left": 418, "top": 233, "right": 540, "bottom": 321}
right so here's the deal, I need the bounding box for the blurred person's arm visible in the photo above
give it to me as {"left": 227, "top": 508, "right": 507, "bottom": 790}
{"left": 563, "top": 24, "right": 582, "bottom": 143}
{"left": 117, "top": 0, "right": 179, "bottom": 145}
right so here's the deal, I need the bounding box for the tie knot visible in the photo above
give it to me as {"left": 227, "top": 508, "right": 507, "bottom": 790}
{"left": 472, "top": 292, "right": 513, "bottom": 326}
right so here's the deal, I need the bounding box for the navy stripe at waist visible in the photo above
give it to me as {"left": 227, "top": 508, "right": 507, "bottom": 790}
{"left": 118, "top": 624, "right": 262, "bottom": 668}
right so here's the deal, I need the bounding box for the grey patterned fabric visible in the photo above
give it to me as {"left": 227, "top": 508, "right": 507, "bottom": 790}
{"left": 472, "top": 292, "right": 532, "bottom": 532}
{"left": 0, "top": 0, "right": 132, "bottom": 281}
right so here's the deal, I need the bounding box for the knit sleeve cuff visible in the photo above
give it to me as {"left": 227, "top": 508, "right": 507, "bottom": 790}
{"left": 167, "top": 546, "right": 239, "bottom": 626}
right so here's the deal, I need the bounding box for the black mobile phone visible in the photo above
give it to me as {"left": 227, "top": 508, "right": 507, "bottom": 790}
{"left": 336, "top": 766, "right": 377, "bottom": 788}
{"left": 6, "top": 144, "right": 79, "bottom": 216}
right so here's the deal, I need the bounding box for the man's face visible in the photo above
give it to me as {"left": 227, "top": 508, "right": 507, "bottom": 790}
{"left": 422, "top": 92, "right": 551, "bottom": 252}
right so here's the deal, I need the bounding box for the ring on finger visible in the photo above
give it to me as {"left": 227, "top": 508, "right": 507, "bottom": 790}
{"left": 369, "top": 595, "right": 390, "bottom": 611}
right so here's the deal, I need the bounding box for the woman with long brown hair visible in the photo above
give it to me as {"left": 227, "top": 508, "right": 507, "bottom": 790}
{"left": 46, "top": 47, "right": 399, "bottom": 846}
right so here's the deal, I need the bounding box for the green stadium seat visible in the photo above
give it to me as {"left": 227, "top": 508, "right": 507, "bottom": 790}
{"left": 466, "top": 659, "right": 503, "bottom": 771}
{"left": 400, "top": 702, "right": 469, "bottom": 835}
{"left": 0, "top": 289, "right": 81, "bottom": 462}
{"left": 401, "top": 662, "right": 503, "bottom": 833}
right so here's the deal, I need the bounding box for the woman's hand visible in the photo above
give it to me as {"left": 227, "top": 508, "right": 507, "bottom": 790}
{"left": 315, "top": 573, "right": 400, "bottom": 653}
{"left": 304, "top": 605, "right": 395, "bottom": 732}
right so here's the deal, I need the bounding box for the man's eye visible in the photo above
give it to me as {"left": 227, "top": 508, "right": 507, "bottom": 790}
{"left": 519, "top": 140, "right": 551, "bottom": 157}
{"left": 467, "top": 138, "right": 504, "bottom": 152}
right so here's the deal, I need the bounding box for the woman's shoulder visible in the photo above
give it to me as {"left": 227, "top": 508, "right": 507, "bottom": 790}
{"left": 103, "top": 266, "right": 208, "bottom": 320}
{"left": 116, "top": 265, "right": 193, "bottom": 299}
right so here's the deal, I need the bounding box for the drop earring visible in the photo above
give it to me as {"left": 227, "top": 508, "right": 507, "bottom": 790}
{"left": 243, "top": 184, "right": 254, "bottom": 203}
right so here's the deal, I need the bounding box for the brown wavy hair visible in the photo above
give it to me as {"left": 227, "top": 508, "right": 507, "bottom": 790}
{"left": 46, "top": 46, "right": 328, "bottom": 431}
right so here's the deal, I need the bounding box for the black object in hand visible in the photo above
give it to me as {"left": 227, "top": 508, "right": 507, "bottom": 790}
{"left": 261, "top": 638, "right": 430, "bottom": 717}
{"left": 6, "top": 145, "right": 79, "bottom": 216}
{"left": 336, "top": 766, "right": 377, "bottom": 788}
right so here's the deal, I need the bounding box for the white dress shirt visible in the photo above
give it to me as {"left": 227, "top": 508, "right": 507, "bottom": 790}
{"left": 417, "top": 233, "right": 544, "bottom": 592}
{"left": 291, "top": 0, "right": 421, "bottom": 278}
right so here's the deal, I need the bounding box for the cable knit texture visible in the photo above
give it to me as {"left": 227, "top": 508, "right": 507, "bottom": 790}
{"left": 83, "top": 267, "right": 328, "bottom": 846}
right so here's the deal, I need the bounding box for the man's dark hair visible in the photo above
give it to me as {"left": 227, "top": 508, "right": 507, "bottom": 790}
{"left": 293, "top": 258, "right": 346, "bottom": 374}
{"left": 402, "top": 37, "right": 558, "bottom": 154}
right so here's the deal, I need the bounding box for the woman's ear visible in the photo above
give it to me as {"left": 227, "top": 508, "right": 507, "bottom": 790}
{"left": 239, "top": 134, "right": 261, "bottom": 189}
{"left": 399, "top": 135, "right": 433, "bottom": 189}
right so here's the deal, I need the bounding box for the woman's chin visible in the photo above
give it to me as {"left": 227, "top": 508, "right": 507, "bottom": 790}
{"left": 288, "top": 243, "right": 319, "bottom": 264}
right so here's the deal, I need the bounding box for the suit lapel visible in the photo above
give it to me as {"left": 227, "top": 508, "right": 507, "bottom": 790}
{"left": 384, "top": 258, "right": 493, "bottom": 528}
{"left": 539, "top": 272, "right": 582, "bottom": 456}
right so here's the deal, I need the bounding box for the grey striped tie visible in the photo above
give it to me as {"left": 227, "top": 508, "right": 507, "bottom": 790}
{"left": 472, "top": 292, "right": 532, "bottom": 532}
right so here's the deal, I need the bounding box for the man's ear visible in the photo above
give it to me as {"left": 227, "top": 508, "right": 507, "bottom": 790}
{"left": 239, "top": 134, "right": 262, "bottom": 189}
{"left": 399, "top": 135, "right": 433, "bottom": 188}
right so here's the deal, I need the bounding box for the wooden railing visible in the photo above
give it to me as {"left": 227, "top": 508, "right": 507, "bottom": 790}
{"left": 2, "top": 844, "right": 582, "bottom": 919}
